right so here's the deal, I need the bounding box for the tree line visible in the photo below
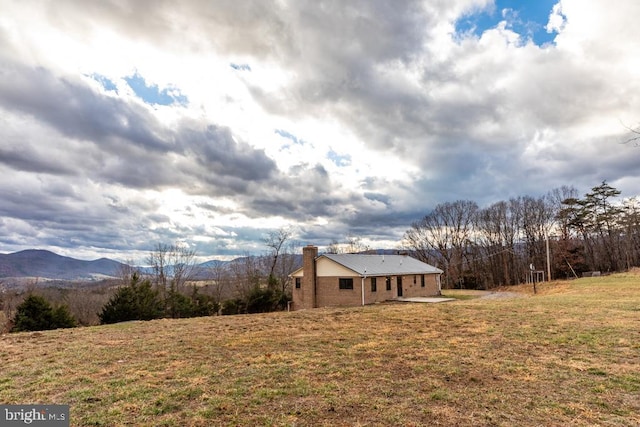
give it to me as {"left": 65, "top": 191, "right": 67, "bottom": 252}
{"left": 403, "top": 182, "right": 640, "bottom": 289}
{"left": 1, "top": 233, "right": 301, "bottom": 332}
{"left": 5, "top": 181, "right": 637, "bottom": 331}
{"left": 1, "top": 229, "right": 384, "bottom": 332}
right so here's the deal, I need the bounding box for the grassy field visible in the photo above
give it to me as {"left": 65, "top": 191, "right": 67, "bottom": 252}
{"left": 1, "top": 274, "right": 639, "bottom": 426}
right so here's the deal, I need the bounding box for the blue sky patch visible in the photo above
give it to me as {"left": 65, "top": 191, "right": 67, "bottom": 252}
{"left": 327, "top": 149, "right": 351, "bottom": 167}
{"left": 455, "top": 0, "right": 559, "bottom": 46}
{"left": 90, "top": 74, "right": 118, "bottom": 92}
{"left": 124, "top": 72, "right": 188, "bottom": 106}
{"left": 275, "top": 129, "right": 306, "bottom": 146}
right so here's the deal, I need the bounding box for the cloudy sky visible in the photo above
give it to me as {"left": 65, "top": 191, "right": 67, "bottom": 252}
{"left": 1, "top": 0, "right": 639, "bottom": 262}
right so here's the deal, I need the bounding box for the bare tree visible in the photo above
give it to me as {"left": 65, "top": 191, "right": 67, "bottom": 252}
{"left": 147, "top": 242, "right": 198, "bottom": 295}
{"left": 404, "top": 200, "right": 478, "bottom": 288}
{"left": 621, "top": 197, "right": 640, "bottom": 269}
{"left": 273, "top": 240, "right": 300, "bottom": 294}
{"left": 116, "top": 259, "right": 140, "bottom": 286}
{"left": 345, "top": 235, "right": 370, "bottom": 253}
{"left": 205, "top": 261, "right": 231, "bottom": 304}
{"left": 475, "top": 200, "right": 523, "bottom": 287}
{"left": 519, "top": 195, "right": 555, "bottom": 278}
{"left": 170, "top": 244, "right": 198, "bottom": 292}
{"left": 549, "top": 186, "right": 580, "bottom": 241}
{"left": 326, "top": 239, "right": 341, "bottom": 254}
{"left": 228, "top": 253, "right": 262, "bottom": 303}
{"left": 263, "top": 228, "right": 292, "bottom": 289}
{"left": 148, "top": 243, "right": 170, "bottom": 294}
{"left": 326, "top": 235, "right": 370, "bottom": 254}
{"left": 0, "top": 280, "right": 15, "bottom": 333}
{"left": 49, "top": 284, "right": 112, "bottom": 326}
{"left": 404, "top": 184, "right": 637, "bottom": 288}
{"left": 621, "top": 121, "right": 640, "bottom": 146}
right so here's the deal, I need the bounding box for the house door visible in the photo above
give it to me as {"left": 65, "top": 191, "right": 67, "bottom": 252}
{"left": 397, "top": 276, "right": 403, "bottom": 297}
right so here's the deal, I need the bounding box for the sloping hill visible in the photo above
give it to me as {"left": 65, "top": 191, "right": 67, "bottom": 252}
{"left": 0, "top": 249, "right": 125, "bottom": 280}
{"left": 1, "top": 273, "right": 639, "bottom": 426}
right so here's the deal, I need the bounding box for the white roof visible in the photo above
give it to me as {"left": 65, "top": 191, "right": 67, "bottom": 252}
{"left": 321, "top": 254, "right": 442, "bottom": 276}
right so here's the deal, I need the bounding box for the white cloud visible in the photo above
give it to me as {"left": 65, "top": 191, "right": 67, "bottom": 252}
{"left": 1, "top": 0, "right": 639, "bottom": 260}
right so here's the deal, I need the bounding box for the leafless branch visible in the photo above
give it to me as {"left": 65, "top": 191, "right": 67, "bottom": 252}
{"left": 620, "top": 120, "right": 640, "bottom": 146}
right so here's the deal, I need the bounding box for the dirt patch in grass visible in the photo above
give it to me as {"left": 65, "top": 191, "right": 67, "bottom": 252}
{"left": 1, "top": 273, "right": 640, "bottom": 426}
{"left": 441, "top": 289, "right": 489, "bottom": 299}
{"left": 442, "top": 289, "right": 526, "bottom": 300}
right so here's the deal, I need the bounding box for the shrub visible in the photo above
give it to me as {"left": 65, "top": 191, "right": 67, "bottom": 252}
{"left": 191, "top": 291, "right": 220, "bottom": 316}
{"left": 221, "top": 298, "right": 246, "bottom": 315}
{"left": 11, "top": 294, "right": 76, "bottom": 332}
{"left": 99, "top": 273, "right": 164, "bottom": 324}
{"left": 165, "top": 286, "right": 220, "bottom": 318}
{"left": 50, "top": 304, "right": 77, "bottom": 329}
{"left": 165, "top": 289, "right": 197, "bottom": 318}
{"left": 246, "top": 286, "right": 290, "bottom": 313}
{"left": 246, "top": 286, "right": 276, "bottom": 313}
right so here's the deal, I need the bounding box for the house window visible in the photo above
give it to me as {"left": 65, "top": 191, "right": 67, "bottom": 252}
{"left": 295, "top": 277, "right": 301, "bottom": 289}
{"left": 414, "top": 275, "right": 417, "bottom": 284}
{"left": 421, "top": 275, "right": 425, "bottom": 288}
{"left": 339, "top": 278, "right": 354, "bottom": 290}
{"left": 385, "top": 276, "right": 391, "bottom": 291}
{"left": 371, "top": 277, "right": 377, "bottom": 292}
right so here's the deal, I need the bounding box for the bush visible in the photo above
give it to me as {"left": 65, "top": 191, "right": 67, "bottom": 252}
{"left": 165, "top": 289, "right": 197, "bottom": 318}
{"left": 11, "top": 294, "right": 76, "bottom": 332}
{"left": 221, "top": 298, "right": 246, "bottom": 315}
{"left": 165, "top": 286, "right": 220, "bottom": 318}
{"left": 246, "top": 286, "right": 276, "bottom": 313}
{"left": 246, "top": 286, "right": 290, "bottom": 314}
{"left": 191, "top": 291, "right": 220, "bottom": 316}
{"left": 51, "top": 304, "right": 77, "bottom": 329}
{"left": 181, "top": 287, "right": 220, "bottom": 317}
{"left": 100, "top": 274, "right": 223, "bottom": 324}
{"left": 99, "top": 273, "right": 164, "bottom": 324}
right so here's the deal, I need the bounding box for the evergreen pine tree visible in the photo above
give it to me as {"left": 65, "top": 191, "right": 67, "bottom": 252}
{"left": 99, "top": 273, "right": 164, "bottom": 324}
{"left": 12, "top": 294, "right": 76, "bottom": 332}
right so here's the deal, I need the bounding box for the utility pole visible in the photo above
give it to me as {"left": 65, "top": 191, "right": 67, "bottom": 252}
{"left": 546, "top": 235, "right": 551, "bottom": 282}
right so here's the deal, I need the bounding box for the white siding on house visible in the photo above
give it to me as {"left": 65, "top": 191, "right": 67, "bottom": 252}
{"left": 316, "top": 257, "right": 357, "bottom": 277}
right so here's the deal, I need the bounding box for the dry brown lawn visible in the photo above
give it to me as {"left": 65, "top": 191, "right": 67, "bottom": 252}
{"left": 1, "top": 273, "right": 639, "bottom": 426}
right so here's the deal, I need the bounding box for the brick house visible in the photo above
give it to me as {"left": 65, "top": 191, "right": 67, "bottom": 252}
{"left": 289, "top": 245, "right": 443, "bottom": 310}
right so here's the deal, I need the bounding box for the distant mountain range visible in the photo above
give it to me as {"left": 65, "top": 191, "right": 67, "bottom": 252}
{"left": 0, "top": 248, "right": 403, "bottom": 284}
{"left": 0, "top": 249, "right": 127, "bottom": 281}
{"left": 0, "top": 250, "right": 249, "bottom": 286}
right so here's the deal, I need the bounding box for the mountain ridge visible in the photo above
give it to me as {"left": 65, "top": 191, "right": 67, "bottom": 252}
{"left": 0, "top": 248, "right": 402, "bottom": 282}
{"left": 0, "top": 249, "right": 241, "bottom": 282}
{"left": 0, "top": 249, "right": 127, "bottom": 280}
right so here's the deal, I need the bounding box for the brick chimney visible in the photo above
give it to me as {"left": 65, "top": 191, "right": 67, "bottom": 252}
{"left": 301, "top": 245, "right": 318, "bottom": 309}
